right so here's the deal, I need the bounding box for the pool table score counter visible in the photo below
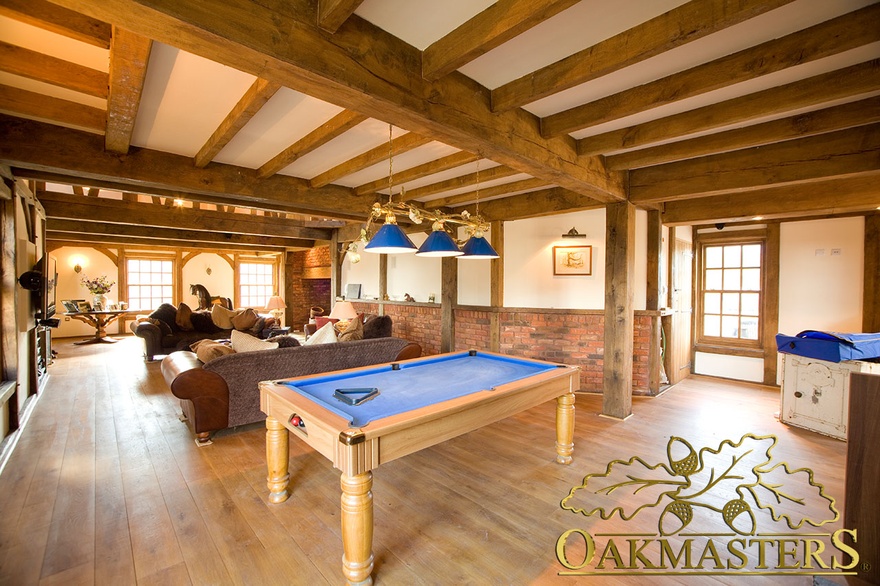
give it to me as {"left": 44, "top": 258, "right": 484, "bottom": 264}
{"left": 259, "top": 350, "right": 579, "bottom": 585}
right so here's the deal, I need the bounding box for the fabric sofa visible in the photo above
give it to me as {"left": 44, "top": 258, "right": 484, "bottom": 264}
{"left": 160, "top": 337, "right": 422, "bottom": 444}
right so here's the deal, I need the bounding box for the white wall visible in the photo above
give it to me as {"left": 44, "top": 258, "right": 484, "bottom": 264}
{"left": 54, "top": 246, "right": 121, "bottom": 338}
{"left": 181, "top": 253, "right": 234, "bottom": 307}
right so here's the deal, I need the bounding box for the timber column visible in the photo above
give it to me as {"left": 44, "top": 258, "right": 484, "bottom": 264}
{"left": 603, "top": 201, "right": 635, "bottom": 420}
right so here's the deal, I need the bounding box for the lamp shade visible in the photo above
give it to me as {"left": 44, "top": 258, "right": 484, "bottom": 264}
{"left": 416, "top": 229, "right": 463, "bottom": 257}
{"left": 265, "top": 295, "right": 286, "bottom": 310}
{"left": 364, "top": 223, "right": 417, "bottom": 254}
{"left": 459, "top": 235, "right": 499, "bottom": 259}
{"left": 328, "top": 300, "right": 358, "bottom": 321}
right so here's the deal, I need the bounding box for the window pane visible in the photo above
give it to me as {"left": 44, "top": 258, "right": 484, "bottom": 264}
{"left": 705, "top": 246, "right": 723, "bottom": 269}
{"left": 741, "top": 293, "right": 760, "bottom": 316}
{"left": 721, "top": 315, "right": 740, "bottom": 338}
{"left": 704, "top": 292, "right": 721, "bottom": 314}
{"left": 740, "top": 317, "right": 759, "bottom": 340}
{"left": 706, "top": 269, "right": 723, "bottom": 290}
{"left": 723, "top": 245, "right": 741, "bottom": 268}
{"left": 723, "top": 268, "right": 740, "bottom": 290}
{"left": 742, "top": 244, "right": 761, "bottom": 267}
{"left": 703, "top": 315, "right": 721, "bottom": 337}
{"left": 721, "top": 292, "right": 739, "bottom": 314}
{"left": 742, "top": 268, "right": 761, "bottom": 291}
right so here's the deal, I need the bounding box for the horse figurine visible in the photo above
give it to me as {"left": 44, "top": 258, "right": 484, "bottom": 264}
{"left": 190, "top": 284, "right": 232, "bottom": 310}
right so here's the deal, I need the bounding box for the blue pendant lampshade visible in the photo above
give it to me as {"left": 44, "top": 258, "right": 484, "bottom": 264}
{"left": 459, "top": 235, "right": 499, "bottom": 259}
{"left": 364, "top": 222, "right": 417, "bottom": 254}
{"left": 416, "top": 228, "right": 463, "bottom": 257}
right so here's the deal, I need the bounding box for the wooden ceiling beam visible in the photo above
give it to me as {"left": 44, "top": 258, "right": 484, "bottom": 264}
{"left": 316, "top": 0, "right": 364, "bottom": 33}
{"left": 606, "top": 96, "right": 880, "bottom": 170}
{"left": 490, "top": 0, "right": 795, "bottom": 113}
{"left": 661, "top": 175, "right": 880, "bottom": 225}
{"left": 0, "top": 0, "right": 111, "bottom": 49}
{"left": 630, "top": 123, "right": 880, "bottom": 203}
{"left": 194, "top": 77, "right": 282, "bottom": 167}
{"left": 105, "top": 27, "right": 152, "bottom": 154}
{"left": 578, "top": 59, "right": 880, "bottom": 156}
{"left": 0, "top": 115, "right": 372, "bottom": 218}
{"left": 309, "top": 131, "right": 432, "bottom": 188}
{"left": 49, "top": 0, "right": 623, "bottom": 202}
{"left": 422, "top": 0, "right": 578, "bottom": 81}
{"left": 541, "top": 4, "right": 880, "bottom": 138}
{"left": 257, "top": 109, "right": 367, "bottom": 178}
{"left": 0, "top": 41, "right": 108, "bottom": 98}
{"left": 403, "top": 165, "right": 520, "bottom": 200}
{"left": 0, "top": 85, "right": 104, "bottom": 131}
{"left": 451, "top": 187, "right": 602, "bottom": 221}
{"left": 424, "top": 178, "right": 550, "bottom": 208}
{"left": 47, "top": 234, "right": 296, "bottom": 252}
{"left": 353, "top": 150, "right": 479, "bottom": 196}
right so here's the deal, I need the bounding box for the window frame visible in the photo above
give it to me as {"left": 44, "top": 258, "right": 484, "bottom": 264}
{"left": 236, "top": 258, "right": 278, "bottom": 309}
{"left": 125, "top": 253, "right": 176, "bottom": 311}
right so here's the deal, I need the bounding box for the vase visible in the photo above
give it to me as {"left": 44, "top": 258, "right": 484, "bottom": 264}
{"left": 92, "top": 293, "right": 107, "bottom": 311}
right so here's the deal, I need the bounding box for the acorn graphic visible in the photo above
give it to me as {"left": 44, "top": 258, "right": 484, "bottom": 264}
{"left": 722, "top": 498, "right": 756, "bottom": 535}
{"left": 667, "top": 437, "right": 698, "bottom": 477}
{"left": 659, "top": 500, "right": 693, "bottom": 535}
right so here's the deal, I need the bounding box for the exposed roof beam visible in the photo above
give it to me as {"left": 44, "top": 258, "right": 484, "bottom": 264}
{"left": 630, "top": 123, "right": 880, "bottom": 203}
{"left": 490, "top": 0, "right": 795, "bottom": 113}
{"left": 404, "top": 165, "right": 520, "bottom": 200}
{"left": 422, "top": 0, "right": 578, "bottom": 81}
{"left": 0, "top": 41, "right": 108, "bottom": 98}
{"left": 451, "top": 187, "right": 602, "bottom": 221}
{"left": 50, "top": 0, "right": 624, "bottom": 202}
{"left": 257, "top": 109, "right": 367, "bottom": 178}
{"left": 353, "top": 150, "right": 478, "bottom": 196}
{"left": 105, "top": 27, "right": 152, "bottom": 154}
{"left": 541, "top": 4, "right": 880, "bottom": 138}
{"left": 0, "top": 0, "right": 111, "bottom": 48}
{"left": 661, "top": 175, "right": 880, "bottom": 225}
{"left": 424, "top": 178, "right": 550, "bottom": 208}
{"left": 309, "top": 131, "right": 432, "bottom": 188}
{"left": 606, "top": 97, "right": 880, "bottom": 170}
{"left": 0, "top": 115, "right": 372, "bottom": 218}
{"left": 317, "top": 0, "right": 364, "bottom": 33}
{"left": 47, "top": 234, "right": 296, "bottom": 252}
{"left": 577, "top": 59, "right": 880, "bottom": 156}
{"left": 0, "top": 85, "right": 104, "bottom": 131}
{"left": 194, "top": 77, "right": 282, "bottom": 167}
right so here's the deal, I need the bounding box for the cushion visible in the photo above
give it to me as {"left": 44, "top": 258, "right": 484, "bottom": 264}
{"left": 190, "top": 339, "right": 235, "bottom": 362}
{"left": 231, "top": 308, "right": 259, "bottom": 331}
{"left": 149, "top": 303, "right": 179, "bottom": 332}
{"left": 146, "top": 317, "right": 173, "bottom": 337}
{"left": 248, "top": 316, "right": 268, "bottom": 337}
{"left": 363, "top": 314, "right": 392, "bottom": 339}
{"left": 176, "top": 302, "right": 194, "bottom": 331}
{"left": 303, "top": 322, "right": 338, "bottom": 346}
{"left": 266, "top": 334, "right": 301, "bottom": 348}
{"left": 315, "top": 316, "right": 339, "bottom": 330}
{"left": 230, "top": 329, "right": 279, "bottom": 353}
{"left": 337, "top": 316, "right": 364, "bottom": 342}
{"left": 189, "top": 310, "right": 223, "bottom": 333}
{"left": 211, "top": 304, "right": 242, "bottom": 329}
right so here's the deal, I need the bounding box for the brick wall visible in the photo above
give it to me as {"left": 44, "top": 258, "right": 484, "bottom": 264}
{"left": 352, "top": 301, "right": 443, "bottom": 356}
{"left": 287, "top": 247, "right": 331, "bottom": 328}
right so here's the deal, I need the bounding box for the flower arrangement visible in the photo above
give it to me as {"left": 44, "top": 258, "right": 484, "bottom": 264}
{"left": 81, "top": 274, "right": 115, "bottom": 294}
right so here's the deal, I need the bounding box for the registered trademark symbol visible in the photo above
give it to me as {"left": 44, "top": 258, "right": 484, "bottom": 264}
{"left": 862, "top": 562, "right": 871, "bottom": 571}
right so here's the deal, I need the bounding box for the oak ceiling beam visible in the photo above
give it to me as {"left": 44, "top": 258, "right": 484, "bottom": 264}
{"left": 50, "top": 0, "right": 624, "bottom": 203}
{"left": 424, "top": 178, "right": 550, "bottom": 209}
{"left": 630, "top": 123, "right": 880, "bottom": 203}
{"left": 309, "top": 131, "right": 433, "bottom": 188}
{"left": 0, "top": 41, "right": 109, "bottom": 99}
{"left": 578, "top": 59, "right": 880, "bottom": 156}
{"left": 105, "top": 27, "right": 152, "bottom": 154}
{"left": 353, "top": 150, "right": 479, "bottom": 196}
{"left": 0, "top": 85, "right": 104, "bottom": 131}
{"left": 316, "top": 0, "right": 364, "bottom": 33}
{"left": 0, "top": 0, "right": 111, "bottom": 49}
{"left": 541, "top": 4, "right": 880, "bottom": 138}
{"left": 661, "top": 175, "right": 880, "bottom": 225}
{"left": 403, "top": 165, "right": 520, "bottom": 200}
{"left": 606, "top": 96, "right": 880, "bottom": 170}
{"left": 39, "top": 191, "right": 332, "bottom": 239}
{"left": 451, "top": 187, "right": 602, "bottom": 222}
{"left": 490, "top": 0, "right": 795, "bottom": 113}
{"left": 0, "top": 115, "right": 372, "bottom": 218}
{"left": 47, "top": 234, "right": 295, "bottom": 252}
{"left": 422, "top": 0, "right": 578, "bottom": 81}
{"left": 194, "top": 77, "right": 282, "bottom": 167}
{"left": 257, "top": 109, "right": 366, "bottom": 178}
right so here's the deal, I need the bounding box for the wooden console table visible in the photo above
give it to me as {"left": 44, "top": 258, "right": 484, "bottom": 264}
{"left": 65, "top": 310, "right": 132, "bottom": 345}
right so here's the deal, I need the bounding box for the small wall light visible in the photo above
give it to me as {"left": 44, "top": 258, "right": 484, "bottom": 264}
{"left": 562, "top": 227, "right": 586, "bottom": 239}
{"left": 70, "top": 255, "right": 86, "bottom": 273}
{"left": 74, "top": 264, "right": 82, "bottom": 273}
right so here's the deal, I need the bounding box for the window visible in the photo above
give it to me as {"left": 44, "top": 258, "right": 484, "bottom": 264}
{"left": 239, "top": 262, "right": 274, "bottom": 308}
{"left": 127, "top": 258, "right": 173, "bottom": 310}
{"left": 699, "top": 242, "right": 762, "bottom": 344}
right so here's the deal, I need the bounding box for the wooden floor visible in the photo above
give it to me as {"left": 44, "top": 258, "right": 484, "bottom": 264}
{"left": 0, "top": 336, "right": 851, "bottom": 585}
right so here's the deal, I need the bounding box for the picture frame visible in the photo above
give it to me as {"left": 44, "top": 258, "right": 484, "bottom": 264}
{"left": 76, "top": 301, "right": 92, "bottom": 312}
{"left": 553, "top": 245, "right": 592, "bottom": 276}
{"left": 93, "top": 301, "right": 104, "bottom": 311}
{"left": 108, "top": 303, "right": 118, "bottom": 310}
{"left": 62, "top": 300, "right": 79, "bottom": 313}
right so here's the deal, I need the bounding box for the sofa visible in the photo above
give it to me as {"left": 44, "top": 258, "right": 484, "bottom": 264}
{"left": 160, "top": 337, "right": 422, "bottom": 444}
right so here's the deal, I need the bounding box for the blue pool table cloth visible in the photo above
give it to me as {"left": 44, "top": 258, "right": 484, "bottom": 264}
{"left": 775, "top": 330, "right": 880, "bottom": 363}
{"left": 279, "top": 351, "right": 561, "bottom": 427}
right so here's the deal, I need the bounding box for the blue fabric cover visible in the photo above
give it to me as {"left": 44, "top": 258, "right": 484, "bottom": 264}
{"left": 775, "top": 330, "right": 880, "bottom": 362}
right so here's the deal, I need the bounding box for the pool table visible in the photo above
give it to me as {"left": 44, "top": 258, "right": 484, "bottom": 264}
{"left": 259, "top": 350, "right": 579, "bottom": 586}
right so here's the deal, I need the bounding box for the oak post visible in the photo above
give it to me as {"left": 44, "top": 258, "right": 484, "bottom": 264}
{"left": 441, "top": 256, "right": 457, "bottom": 353}
{"left": 603, "top": 201, "right": 635, "bottom": 419}
{"left": 265, "top": 416, "right": 290, "bottom": 504}
{"left": 340, "top": 471, "right": 374, "bottom": 586}
{"left": 646, "top": 210, "right": 662, "bottom": 394}
{"left": 864, "top": 214, "right": 880, "bottom": 332}
{"left": 489, "top": 220, "right": 503, "bottom": 352}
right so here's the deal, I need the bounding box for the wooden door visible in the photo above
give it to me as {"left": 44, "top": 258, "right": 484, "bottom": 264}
{"left": 667, "top": 237, "right": 693, "bottom": 385}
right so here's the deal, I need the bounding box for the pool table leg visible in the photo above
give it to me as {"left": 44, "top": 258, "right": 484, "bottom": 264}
{"left": 555, "top": 392, "right": 575, "bottom": 465}
{"left": 266, "top": 416, "right": 290, "bottom": 504}
{"left": 340, "top": 471, "right": 374, "bottom": 586}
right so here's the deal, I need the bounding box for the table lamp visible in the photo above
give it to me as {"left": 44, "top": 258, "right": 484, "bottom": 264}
{"left": 265, "top": 295, "right": 286, "bottom": 323}
{"left": 329, "top": 301, "right": 358, "bottom": 328}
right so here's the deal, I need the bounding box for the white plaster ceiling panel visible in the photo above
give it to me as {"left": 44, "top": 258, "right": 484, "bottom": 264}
{"left": 417, "top": 172, "right": 534, "bottom": 202}
{"left": 355, "top": 0, "right": 495, "bottom": 50}
{"left": 0, "top": 15, "right": 109, "bottom": 72}
{"left": 0, "top": 71, "right": 106, "bottom": 110}
{"left": 131, "top": 43, "right": 256, "bottom": 157}
{"left": 336, "top": 141, "right": 462, "bottom": 189}
{"left": 212, "top": 88, "right": 343, "bottom": 168}
{"left": 396, "top": 159, "right": 502, "bottom": 193}
{"left": 459, "top": 0, "right": 689, "bottom": 89}
{"left": 278, "top": 119, "right": 408, "bottom": 180}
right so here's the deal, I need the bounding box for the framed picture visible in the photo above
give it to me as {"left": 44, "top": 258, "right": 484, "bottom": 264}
{"left": 108, "top": 303, "right": 118, "bottom": 310}
{"left": 62, "top": 300, "right": 79, "bottom": 313}
{"left": 76, "top": 301, "right": 92, "bottom": 312}
{"left": 553, "top": 245, "right": 592, "bottom": 276}
{"left": 93, "top": 301, "right": 104, "bottom": 311}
